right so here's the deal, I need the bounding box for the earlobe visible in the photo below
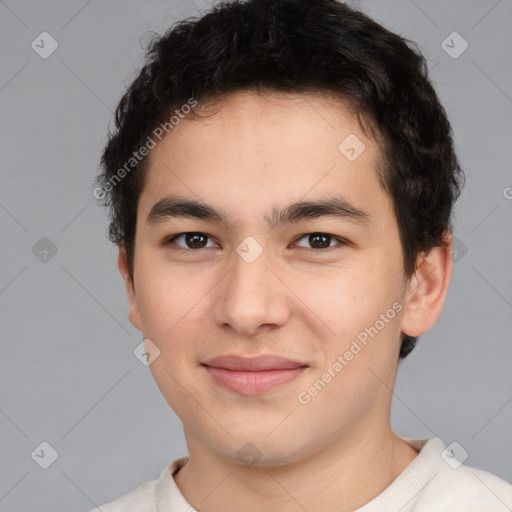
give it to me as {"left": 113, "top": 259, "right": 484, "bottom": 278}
{"left": 400, "top": 231, "right": 453, "bottom": 338}
{"left": 117, "top": 245, "right": 142, "bottom": 331}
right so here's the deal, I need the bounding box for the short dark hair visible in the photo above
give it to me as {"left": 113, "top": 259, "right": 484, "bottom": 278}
{"left": 96, "top": 0, "right": 464, "bottom": 359}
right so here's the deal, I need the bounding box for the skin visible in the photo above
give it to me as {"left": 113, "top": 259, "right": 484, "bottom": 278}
{"left": 118, "top": 90, "right": 453, "bottom": 511}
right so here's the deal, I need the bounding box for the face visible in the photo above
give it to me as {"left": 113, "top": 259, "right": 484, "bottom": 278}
{"left": 119, "top": 91, "right": 450, "bottom": 466}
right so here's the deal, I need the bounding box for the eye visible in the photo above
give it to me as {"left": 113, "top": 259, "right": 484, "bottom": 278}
{"left": 293, "top": 232, "right": 346, "bottom": 250}
{"left": 164, "top": 231, "right": 347, "bottom": 252}
{"left": 165, "top": 232, "right": 217, "bottom": 250}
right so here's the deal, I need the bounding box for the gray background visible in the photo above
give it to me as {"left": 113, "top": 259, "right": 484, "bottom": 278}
{"left": 1, "top": 0, "right": 511, "bottom": 510}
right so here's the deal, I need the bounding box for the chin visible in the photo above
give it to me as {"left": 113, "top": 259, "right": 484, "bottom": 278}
{"left": 209, "top": 433, "right": 314, "bottom": 469}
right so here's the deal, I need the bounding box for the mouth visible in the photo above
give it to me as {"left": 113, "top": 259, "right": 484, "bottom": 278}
{"left": 201, "top": 354, "right": 309, "bottom": 395}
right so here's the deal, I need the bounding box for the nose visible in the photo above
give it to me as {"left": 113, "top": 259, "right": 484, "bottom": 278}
{"left": 212, "top": 244, "right": 291, "bottom": 337}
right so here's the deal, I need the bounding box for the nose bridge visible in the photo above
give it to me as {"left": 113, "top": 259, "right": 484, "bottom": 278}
{"left": 228, "top": 239, "right": 274, "bottom": 305}
{"left": 213, "top": 237, "right": 290, "bottom": 335}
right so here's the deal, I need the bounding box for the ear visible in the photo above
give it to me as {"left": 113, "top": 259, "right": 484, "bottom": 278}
{"left": 400, "top": 230, "right": 453, "bottom": 338}
{"left": 118, "top": 245, "right": 142, "bottom": 331}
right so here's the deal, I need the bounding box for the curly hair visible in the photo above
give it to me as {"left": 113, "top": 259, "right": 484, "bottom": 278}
{"left": 96, "top": 0, "right": 465, "bottom": 359}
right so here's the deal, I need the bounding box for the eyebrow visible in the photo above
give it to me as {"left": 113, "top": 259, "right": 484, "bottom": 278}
{"left": 146, "top": 194, "right": 371, "bottom": 228}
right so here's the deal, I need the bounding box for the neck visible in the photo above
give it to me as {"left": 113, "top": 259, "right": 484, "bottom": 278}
{"left": 173, "top": 423, "right": 419, "bottom": 512}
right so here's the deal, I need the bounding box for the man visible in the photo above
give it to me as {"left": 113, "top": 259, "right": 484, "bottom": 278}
{"left": 90, "top": 0, "right": 512, "bottom": 510}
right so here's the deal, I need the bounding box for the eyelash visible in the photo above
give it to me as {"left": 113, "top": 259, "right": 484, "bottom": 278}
{"left": 163, "top": 232, "right": 348, "bottom": 252}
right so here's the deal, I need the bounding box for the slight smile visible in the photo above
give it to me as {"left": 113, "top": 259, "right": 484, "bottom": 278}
{"left": 201, "top": 354, "right": 309, "bottom": 395}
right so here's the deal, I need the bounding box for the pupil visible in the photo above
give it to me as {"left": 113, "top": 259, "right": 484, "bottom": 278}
{"left": 311, "top": 233, "right": 330, "bottom": 249}
{"left": 188, "top": 233, "right": 206, "bottom": 248}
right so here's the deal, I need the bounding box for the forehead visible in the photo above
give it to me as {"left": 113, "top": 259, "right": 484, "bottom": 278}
{"left": 184, "top": 90, "right": 374, "bottom": 151}
{"left": 138, "top": 90, "right": 391, "bottom": 229}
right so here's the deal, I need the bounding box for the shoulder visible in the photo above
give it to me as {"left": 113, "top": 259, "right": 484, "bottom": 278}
{"left": 364, "top": 437, "right": 512, "bottom": 512}
{"left": 415, "top": 458, "right": 512, "bottom": 511}
{"left": 84, "top": 471, "right": 160, "bottom": 512}
{"left": 83, "top": 456, "right": 188, "bottom": 512}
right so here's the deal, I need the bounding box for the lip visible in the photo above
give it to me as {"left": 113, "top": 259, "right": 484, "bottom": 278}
{"left": 202, "top": 354, "right": 308, "bottom": 395}
{"left": 203, "top": 354, "right": 307, "bottom": 371}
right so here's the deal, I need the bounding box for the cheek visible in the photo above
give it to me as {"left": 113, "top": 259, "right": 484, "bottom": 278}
{"left": 306, "top": 267, "right": 379, "bottom": 333}
{"left": 136, "top": 268, "right": 207, "bottom": 410}
{"left": 307, "top": 262, "right": 403, "bottom": 362}
{"left": 134, "top": 258, "right": 209, "bottom": 333}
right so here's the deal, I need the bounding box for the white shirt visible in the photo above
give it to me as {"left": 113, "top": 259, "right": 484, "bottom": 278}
{"left": 86, "top": 437, "right": 512, "bottom": 511}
